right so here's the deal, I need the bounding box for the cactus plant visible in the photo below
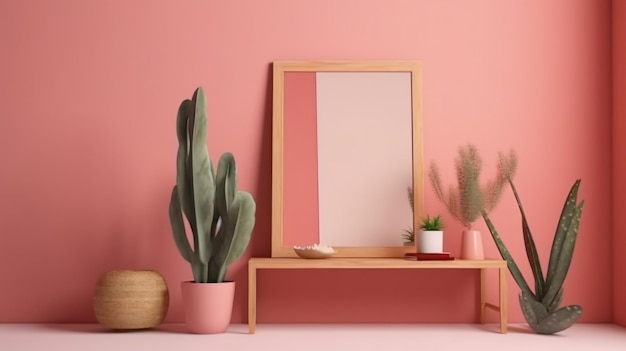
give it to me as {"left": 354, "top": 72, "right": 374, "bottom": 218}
{"left": 482, "top": 179, "right": 584, "bottom": 334}
{"left": 168, "top": 87, "right": 256, "bottom": 283}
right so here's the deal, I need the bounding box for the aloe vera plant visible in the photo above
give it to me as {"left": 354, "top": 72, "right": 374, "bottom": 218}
{"left": 482, "top": 179, "right": 583, "bottom": 334}
{"left": 168, "top": 87, "right": 256, "bottom": 283}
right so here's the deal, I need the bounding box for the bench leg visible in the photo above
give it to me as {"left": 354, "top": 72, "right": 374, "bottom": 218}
{"left": 248, "top": 263, "right": 257, "bottom": 334}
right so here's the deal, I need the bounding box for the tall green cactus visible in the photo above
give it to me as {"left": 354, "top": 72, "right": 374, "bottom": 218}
{"left": 168, "top": 87, "right": 256, "bottom": 283}
{"left": 482, "top": 179, "right": 583, "bottom": 334}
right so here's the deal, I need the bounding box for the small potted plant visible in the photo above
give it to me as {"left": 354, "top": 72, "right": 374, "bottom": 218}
{"left": 168, "top": 87, "right": 256, "bottom": 334}
{"left": 418, "top": 214, "right": 444, "bottom": 253}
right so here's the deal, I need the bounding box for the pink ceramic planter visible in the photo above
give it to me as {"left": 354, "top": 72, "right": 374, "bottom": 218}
{"left": 460, "top": 230, "right": 484, "bottom": 260}
{"left": 181, "top": 281, "right": 236, "bottom": 334}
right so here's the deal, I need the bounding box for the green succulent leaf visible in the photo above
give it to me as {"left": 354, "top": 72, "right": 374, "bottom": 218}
{"left": 542, "top": 200, "right": 583, "bottom": 307}
{"left": 520, "top": 292, "right": 583, "bottom": 335}
{"left": 482, "top": 211, "right": 535, "bottom": 299}
{"left": 545, "top": 180, "right": 581, "bottom": 290}
{"left": 533, "top": 305, "right": 583, "bottom": 335}
{"left": 547, "top": 288, "right": 564, "bottom": 313}
{"left": 509, "top": 180, "right": 545, "bottom": 300}
{"left": 519, "top": 291, "right": 548, "bottom": 327}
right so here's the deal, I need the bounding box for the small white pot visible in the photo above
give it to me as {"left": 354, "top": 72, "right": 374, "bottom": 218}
{"left": 418, "top": 230, "right": 444, "bottom": 253}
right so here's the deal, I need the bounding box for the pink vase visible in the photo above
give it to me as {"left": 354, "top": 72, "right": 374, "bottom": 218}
{"left": 460, "top": 230, "right": 484, "bottom": 260}
{"left": 181, "top": 281, "right": 235, "bottom": 334}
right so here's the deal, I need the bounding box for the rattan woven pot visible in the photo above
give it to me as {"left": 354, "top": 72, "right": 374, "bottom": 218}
{"left": 93, "top": 269, "right": 169, "bottom": 329}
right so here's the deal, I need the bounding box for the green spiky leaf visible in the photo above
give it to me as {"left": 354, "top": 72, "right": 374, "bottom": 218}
{"left": 509, "top": 180, "right": 545, "bottom": 299}
{"left": 547, "top": 288, "right": 564, "bottom": 313}
{"left": 545, "top": 180, "right": 581, "bottom": 290}
{"left": 519, "top": 291, "right": 548, "bottom": 326}
{"left": 533, "top": 305, "right": 583, "bottom": 335}
{"left": 542, "top": 201, "right": 583, "bottom": 306}
{"left": 482, "top": 211, "right": 534, "bottom": 298}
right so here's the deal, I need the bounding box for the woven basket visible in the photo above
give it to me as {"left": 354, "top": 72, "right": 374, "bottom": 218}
{"left": 93, "top": 269, "right": 169, "bottom": 329}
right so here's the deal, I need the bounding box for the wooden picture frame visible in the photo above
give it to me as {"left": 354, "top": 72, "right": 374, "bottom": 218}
{"left": 271, "top": 61, "right": 424, "bottom": 257}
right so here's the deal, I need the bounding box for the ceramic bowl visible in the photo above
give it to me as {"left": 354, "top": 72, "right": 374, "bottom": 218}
{"left": 293, "top": 246, "right": 336, "bottom": 259}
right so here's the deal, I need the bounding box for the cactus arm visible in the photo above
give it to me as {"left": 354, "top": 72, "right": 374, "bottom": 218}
{"left": 222, "top": 192, "right": 256, "bottom": 267}
{"left": 210, "top": 153, "right": 235, "bottom": 256}
{"left": 545, "top": 180, "right": 581, "bottom": 288}
{"left": 482, "top": 211, "right": 535, "bottom": 299}
{"left": 169, "top": 186, "right": 209, "bottom": 282}
{"left": 209, "top": 161, "right": 220, "bottom": 239}
{"left": 509, "top": 180, "right": 545, "bottom": 299}
{"left": 208, "top": 192, "right": 257, "bottom": 283}
{"left": 168, "top": 186, "right": 194, "bottom": 263}
{"left": 175, "top": 99, "right": 197, "bottom": 236}
{"left": 215, "top": 153, "right": 237, "bottom": 223}
{"left": 542, "top": 201, "right": 584, "bottom": 307}
{"left": 189, "top": 88, "right": 216, "bottom": 265}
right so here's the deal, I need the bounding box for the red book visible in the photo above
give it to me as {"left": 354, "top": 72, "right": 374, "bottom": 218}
{"left": 404, "top": 252, "right": 455, "bottom": 260}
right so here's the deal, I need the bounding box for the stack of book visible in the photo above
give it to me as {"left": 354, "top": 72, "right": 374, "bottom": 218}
{"left": 404, "top": 252, "right": 454, "bottom": 260}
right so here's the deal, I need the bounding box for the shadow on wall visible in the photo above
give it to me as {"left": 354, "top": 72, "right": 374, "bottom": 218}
{"left": 230, "top": 63, "right": 275, "bottom": 323}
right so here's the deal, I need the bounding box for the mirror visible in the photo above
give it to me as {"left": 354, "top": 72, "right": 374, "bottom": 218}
{"left": 271, "top": 61, "right": 424, "bottom": 257}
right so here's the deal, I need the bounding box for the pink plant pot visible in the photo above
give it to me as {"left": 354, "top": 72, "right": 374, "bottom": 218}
{"left": 460, "top": 230, "right": 485, "bottom": 260}
{"left": 181, "top": 281, "right": 235, "bottom": 334}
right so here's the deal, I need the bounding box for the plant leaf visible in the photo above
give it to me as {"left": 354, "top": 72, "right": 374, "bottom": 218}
{"left": 482, "top": 211, "right": 535, "bottom": 298}
{"left": 542, "top": 201, "right": 583, "bottom": 307}
{"left": 533, "top": 305, "right": 583, "bottom": 335}
{"left": 545, "top": 180, "right": 581, "bottom": 290}
{"left": 509, "top": 180, "right": 545, "bottom": 299}
{"left": 519, "top": 291, "right": 548, "bottom": 327}
{"left": 547, "top": 288, "right": 564, "bottom": 313}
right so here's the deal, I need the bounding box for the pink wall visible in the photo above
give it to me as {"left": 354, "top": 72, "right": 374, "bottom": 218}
{"left": 613, "top": 0, "right": 626, "bottom": 326}
{"left": 0, "top": 0, "right": 613, "bottom": 324}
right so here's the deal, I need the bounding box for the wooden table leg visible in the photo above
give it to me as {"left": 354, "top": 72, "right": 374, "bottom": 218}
{"left": 248, "top": 262, "right": 257, "bottom": 334}
{"left": 499, "top": 266, "right": 508, "bottom": 334}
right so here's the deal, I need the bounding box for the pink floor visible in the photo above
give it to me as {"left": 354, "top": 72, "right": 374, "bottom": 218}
{"left": 2, "top": 323, "right": 625, "bottom": 351}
